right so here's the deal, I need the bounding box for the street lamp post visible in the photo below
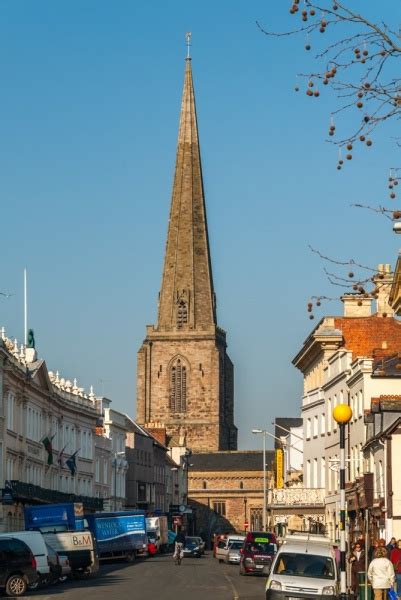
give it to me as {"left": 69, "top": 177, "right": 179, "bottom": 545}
{"left": 333, "top": 404, "right": 353, "bottom": 600}
{"left": 113, "top": 451, "right": 126, "bottom": 511}
{"left": 252, "top": 429, "right": 267, "bottom": 532}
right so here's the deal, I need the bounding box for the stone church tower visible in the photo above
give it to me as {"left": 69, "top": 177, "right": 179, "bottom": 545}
{"left": 136, "top": 55, "right": 237, "bottom": 452}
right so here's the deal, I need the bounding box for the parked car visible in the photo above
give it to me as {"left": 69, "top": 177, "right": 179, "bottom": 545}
{"left": 0, "top": 531, "right": 52, "bottom": 588}
{"left": 43, "top": 544, "right": 61, "bottom": 585}
{"left": 44, "top": 543, "right": 71, "bottom": 584}
{"left": 57, "top": 552, "right": 71, "bottom": 582}
{"left": 216, "top": 535, "right": 245, "bottom": 562}
{"left": 192, "top": 537, "right": 205, "bottom": 555}
{"left": 223, "top": 540, "right": 244, "bottom": 565}
{"left": 183, "top": 537, "right": 202, "bottom": 558}
{"left": 0, "top": 537, "right": 38, "bottom": 596}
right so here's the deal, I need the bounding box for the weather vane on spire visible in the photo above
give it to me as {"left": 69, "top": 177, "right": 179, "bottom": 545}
{"left": 186, "top": 32, "right": 192, "bottom": 59}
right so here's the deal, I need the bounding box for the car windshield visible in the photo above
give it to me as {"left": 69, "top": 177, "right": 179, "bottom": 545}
{"left": 185, "top": 538, "right": 198, "bottom": 546}
{"left": 245, "top": 542, "right": 276, "bottom": 554}
{"left": 274, "top": 553, "right": 335, "bottom": 580}
{"left": 229, "top": 542, "right": 243, "bottom": 550}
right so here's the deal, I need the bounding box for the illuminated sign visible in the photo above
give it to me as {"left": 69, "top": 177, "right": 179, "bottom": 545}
{"left": 276, "top": 448, "right": 284, "bottom": 488}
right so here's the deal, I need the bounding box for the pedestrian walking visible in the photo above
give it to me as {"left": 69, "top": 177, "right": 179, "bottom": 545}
{"left": 388, "top": 538, "right": 398, "bottom": 555}
{"left": 349, "top": 542, "right": 366, "bottom": 596}
{"left": 356, "top": 535, "right": 366, "bottom": 550}
{"left": 174, "top": 530, "right": 186, "bottom": 566}
{"left": 367, "top": 547, "right": 395, "bottom": 600}
{"left": 369, "top": 540, "right": 379, "bottom": 562}
{"left": 390, "top": 540, "right": 401, "bottom": 598}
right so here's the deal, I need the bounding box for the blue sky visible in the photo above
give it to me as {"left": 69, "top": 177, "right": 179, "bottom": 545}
{"left": 0, "top": 1, "right": 399, "bottom": 450}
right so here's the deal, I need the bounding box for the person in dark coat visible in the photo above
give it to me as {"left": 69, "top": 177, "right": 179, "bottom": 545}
{"left": 387, "top": 538, "right": 397, "bottom": 556}
{"left": 369, "top": 540, "right": 380, "bottom": 562}
{"left": 349, "top": 542, "right": 366, "bottom": 595}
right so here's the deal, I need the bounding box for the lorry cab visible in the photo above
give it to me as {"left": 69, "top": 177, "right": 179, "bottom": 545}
{"left": 265, "top": 533, "right": 338, "bottom": 599}
{"left": 240, "top": 532, "right": 277, "bottom": 576}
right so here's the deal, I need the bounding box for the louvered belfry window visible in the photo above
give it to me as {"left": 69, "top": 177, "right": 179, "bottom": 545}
{"left": 176, "top": 301, "right": 188, "bottom": 329}
{"left": 170, "top": 358, "right": 187, "bottom": 412}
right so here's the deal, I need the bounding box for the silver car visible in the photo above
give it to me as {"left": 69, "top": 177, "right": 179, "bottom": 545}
{"left": 224, "top": 540, "right": 244, "bottom": 564}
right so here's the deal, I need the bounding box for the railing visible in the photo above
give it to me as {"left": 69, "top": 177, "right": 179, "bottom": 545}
{"left": 6, "top": 480, "right": 103, "bottom": 512}
{"left": 269, "top": 487, "right": 325, "bottom": 507}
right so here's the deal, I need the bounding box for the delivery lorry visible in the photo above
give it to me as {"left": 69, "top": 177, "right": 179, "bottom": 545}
{"left": 24, "top": 503, "right": 85, "bottom": 532}
{"left": 145, "top": 516, "right": 168, "bottom": 553}
{"left": 24, "top": 504, "right": 98, "bottom": 577}
{"left": 85, "top": 511, "right": 147, "bottom": 561}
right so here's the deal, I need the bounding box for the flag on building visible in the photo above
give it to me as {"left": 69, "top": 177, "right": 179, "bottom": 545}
{"left": 57, "top": 446, "right": 66, "bottom": 469}
{"left": 66, "top": 451, "right": 78, "bottom": 476}
{"left": 42, "top": 435, "right": 55, "bottom": 466}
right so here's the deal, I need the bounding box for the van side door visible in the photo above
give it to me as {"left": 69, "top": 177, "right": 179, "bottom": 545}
{"left": 216, "top": 540, "right": 228, "bottom": 561}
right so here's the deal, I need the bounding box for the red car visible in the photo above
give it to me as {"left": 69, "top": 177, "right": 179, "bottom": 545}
{"left": 239, "top": 532, "right": 278, "bottom": 576}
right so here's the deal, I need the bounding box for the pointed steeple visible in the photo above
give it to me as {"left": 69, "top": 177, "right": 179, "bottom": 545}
{"left": 157, "top": 51, "right": 216, "bottom": 331}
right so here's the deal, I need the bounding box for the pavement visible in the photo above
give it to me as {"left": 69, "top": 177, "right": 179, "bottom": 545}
{"left": 25, "top": 552, "right": 266, "bottom": 600}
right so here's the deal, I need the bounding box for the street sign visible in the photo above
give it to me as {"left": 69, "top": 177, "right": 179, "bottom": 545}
{"left": 244, "top": 521, "right": 249, "bottom": 528}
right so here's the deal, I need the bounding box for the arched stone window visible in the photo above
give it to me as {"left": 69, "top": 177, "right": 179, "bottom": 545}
{"left": 176, "top": 301, "right": 188, "bottom": 329}
{"left": 170, "top": 358, "right": 187, "bottom": 412}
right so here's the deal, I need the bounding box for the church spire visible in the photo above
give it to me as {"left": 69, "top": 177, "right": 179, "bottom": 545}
{"left": 157, "top": 42, "right": 216, "bottom": 331}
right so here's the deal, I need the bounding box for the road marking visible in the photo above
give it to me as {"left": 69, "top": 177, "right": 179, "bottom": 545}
{"left": 223, "top": 571, "right": 240, "bottom": 600}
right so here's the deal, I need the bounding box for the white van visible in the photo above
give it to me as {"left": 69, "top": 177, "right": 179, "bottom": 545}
{"left": 265, "top": 533, "right": 339, "bottom": 599}
{"left": 0, "top": 531, "right": 53, "bottom": 586}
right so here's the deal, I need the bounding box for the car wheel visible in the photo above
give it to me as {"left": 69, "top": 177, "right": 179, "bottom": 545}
{"left": 6, "top": 575, "right": 27, "bottom": 597}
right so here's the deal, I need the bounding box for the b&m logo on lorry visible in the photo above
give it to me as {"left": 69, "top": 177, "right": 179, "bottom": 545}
{"left": 72, "top": 534, "right": 92, "bottom": 547}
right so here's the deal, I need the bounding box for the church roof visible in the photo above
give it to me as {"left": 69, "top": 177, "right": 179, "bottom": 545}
{"left": 190, "top": 450, "right": 275, "bottom": 472}
{"left": 157, "top": 57, "right": 216, "bottom": 331}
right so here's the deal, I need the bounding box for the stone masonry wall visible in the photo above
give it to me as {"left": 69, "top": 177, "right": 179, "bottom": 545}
{"left": 136, "top": 332, "right": 236, "bottom": 452}
{"left": 189, "top": 469, "right": 271, "bottom": 538}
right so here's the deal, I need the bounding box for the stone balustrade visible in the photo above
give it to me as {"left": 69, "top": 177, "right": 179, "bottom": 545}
{"left": 269, "top": 487, "right": 325, "bottom": 507}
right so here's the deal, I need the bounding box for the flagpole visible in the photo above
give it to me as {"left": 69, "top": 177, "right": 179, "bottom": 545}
{"left": 24, "top": 269, "right": 28, "bottom": 345}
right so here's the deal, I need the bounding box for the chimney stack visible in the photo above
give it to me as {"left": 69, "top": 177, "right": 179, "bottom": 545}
{"left": 374, "top": 264, "right": 394, "bottom": 317}
{"left": 341, "top": 294, "right": 372, "bottom": 317}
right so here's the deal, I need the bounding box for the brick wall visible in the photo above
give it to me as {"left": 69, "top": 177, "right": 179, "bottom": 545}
{"left": 189, "top": 469, "right": 273, "bottom": 539}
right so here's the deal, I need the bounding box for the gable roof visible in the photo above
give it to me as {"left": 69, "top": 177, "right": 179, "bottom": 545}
{"left": 27, "top": 359, "right": 54, "bottom": 393}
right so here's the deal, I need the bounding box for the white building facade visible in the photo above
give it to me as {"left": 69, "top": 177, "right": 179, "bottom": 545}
{"left": 103, "top": 401, "right": 131, "bottom": 511}
{"left": 294, "top": 285, "right": 401, "bottom": 542}
{"left": 0, "top": 328, "right": 106, "bottom": 531}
